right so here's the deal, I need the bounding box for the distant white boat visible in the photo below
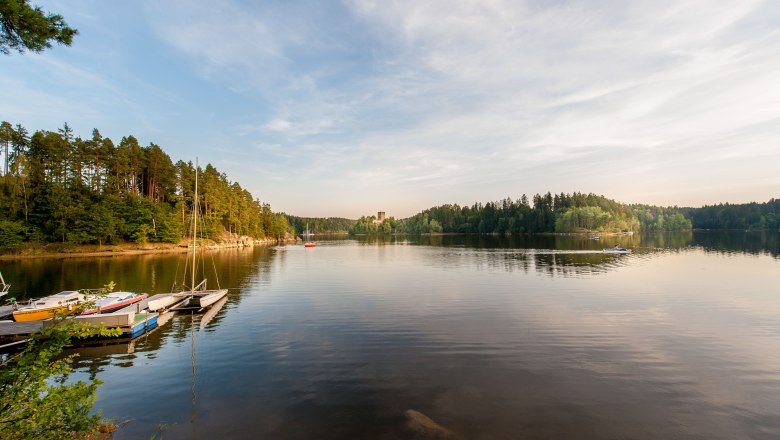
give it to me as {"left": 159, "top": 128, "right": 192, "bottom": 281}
{"left": 603, "top": 247, "right": 631, "bottom": 254}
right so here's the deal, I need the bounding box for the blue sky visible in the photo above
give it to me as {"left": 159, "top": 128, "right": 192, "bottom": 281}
{"left": 2, "top": 0, "right": 779, "bottom": 218}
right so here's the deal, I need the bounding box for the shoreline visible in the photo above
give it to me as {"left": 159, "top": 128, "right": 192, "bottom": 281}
{"left": 0, "top": 237, "right": 292, "bottom": 260}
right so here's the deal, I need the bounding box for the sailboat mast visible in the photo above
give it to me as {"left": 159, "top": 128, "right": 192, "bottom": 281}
{"left": 191, "top": 158, "right": 198, "bottom": 293}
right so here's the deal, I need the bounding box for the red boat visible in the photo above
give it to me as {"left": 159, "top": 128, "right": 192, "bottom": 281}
{"left": 304, "top": 242, "right": 316, "bottom": 248}
{"left": 82, "top": 292, "right": 148, "bottom": 315}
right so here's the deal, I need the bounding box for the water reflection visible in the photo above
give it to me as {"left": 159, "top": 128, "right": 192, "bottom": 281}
{"left": 353, "top": 230, "right": 778, "bottom": 258}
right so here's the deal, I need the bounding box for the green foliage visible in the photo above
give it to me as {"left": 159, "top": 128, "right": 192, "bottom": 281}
{"left": 682, "top": 199, "right": 779, "bottom": 230}
{"left": 285, "top": 215, "right": 355, "bottom": 234}
{"left": 0, "top": 283, "right": 121, "bottom": 439}
{"left": 632, "top": 205, "right": 693, "bottom": 231}
{"left": 349, "top": 216, "right": 403, "bottom": 235}
{"left": 0, "top": 121, "right": 291, "bottom": 248}
{"left": 399, "top": 192, "right": 640, "bottom": 234}
{"left": 0, "top": 0, "right": 77, "bottom": 55}
{"left": 0, "top": 219, "right": 26, "bottom": 248}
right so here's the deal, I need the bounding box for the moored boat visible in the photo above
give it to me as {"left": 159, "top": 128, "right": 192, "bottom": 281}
{"left": 81, "top": 291, "right": 148, "bottom": 315}
{"left": 603, "top": 247, "right": 631, "bottom": 254}
{"left": 12, "top": 291, "right": 87, "bottom": 322}
{"left": 198, "top": 288, "right": 228, "bottom": 308}
{"left": 157, "top": 158, "right": 229, "bottom": 313}
{"left": 304, "top": 242, "right": 316, "bottom": 247}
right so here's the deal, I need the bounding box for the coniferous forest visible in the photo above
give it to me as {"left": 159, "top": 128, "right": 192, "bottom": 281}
{"left": 348, "top": 195, "right": 778, "bottom": 235}
{"left": 0, "top": 121, "right": 291, "bottom": 249}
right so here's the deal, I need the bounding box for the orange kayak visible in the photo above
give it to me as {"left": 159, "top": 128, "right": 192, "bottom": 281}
{"left": 304, "top": 242, "right": 316, "bottom": 248}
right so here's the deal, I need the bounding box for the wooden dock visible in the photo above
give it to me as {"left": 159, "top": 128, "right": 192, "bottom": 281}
{"left": 0, "top": 320, "right": 43, "bottom": 345}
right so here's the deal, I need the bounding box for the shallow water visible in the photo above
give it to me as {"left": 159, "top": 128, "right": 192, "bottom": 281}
{"left": 6, "top": 232, "right": 780, "bottom": 439}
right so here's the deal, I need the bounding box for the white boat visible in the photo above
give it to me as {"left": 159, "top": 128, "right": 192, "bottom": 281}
{"left": 603, "top": 247, "right": 631, "bottom": 254}
{"left": 13, "top": 290, "right": 87, "bottom": 322}
{"left": 147, "top": 294, "right": 179, "bottom": 312}
{"left": 198, "top": 288, "right": 228, "bottom": 308}
{"left": 81, "top": 291, "right": 148, "bottom": 315}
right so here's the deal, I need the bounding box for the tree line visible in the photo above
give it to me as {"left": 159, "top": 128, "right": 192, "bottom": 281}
{"left": 0, "top": 121, "right": 291, "bottom": 249}
{"left": 348, "top": 194, "right": 778, "bottom": 235}
{"left": 682, "top": 199, "right": 779, "bottom": 230}
{"left": 351, "top": 193, "right": 643, "bottom": 235}
{"left": 284, "top": 215, "right": 355, "bottom": 235}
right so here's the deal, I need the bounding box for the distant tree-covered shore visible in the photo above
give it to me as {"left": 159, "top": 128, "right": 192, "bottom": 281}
{"left": 0, "top": 121, "right": 291, "bottom": 250}
{"left": 348, "top": 194, "right": 778, "bottom": 236}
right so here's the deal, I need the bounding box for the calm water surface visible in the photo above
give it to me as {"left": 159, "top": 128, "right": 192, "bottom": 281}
{"left": 4, "top": 232, "right": 780, "bottom": 439}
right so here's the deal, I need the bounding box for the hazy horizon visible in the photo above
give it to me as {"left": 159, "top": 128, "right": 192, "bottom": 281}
{"left": 3, "top": 1, "right": 779, "bottom": 218}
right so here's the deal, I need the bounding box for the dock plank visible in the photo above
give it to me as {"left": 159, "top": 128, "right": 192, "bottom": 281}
{"left": 0, "top": 321, "right": 43, "bottom": 342}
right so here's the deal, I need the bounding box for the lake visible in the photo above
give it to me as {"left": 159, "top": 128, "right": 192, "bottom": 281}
{"left": 4, "top": 231, "right": 780, "bottom": 439}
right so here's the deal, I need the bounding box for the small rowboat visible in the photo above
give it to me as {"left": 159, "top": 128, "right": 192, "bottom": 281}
{"left": 82, "top": 292, "right": 148, "bottom": 315}
{"left": 603, "top": 248, "right": 631, "bottom": 254}
{"left": 304, "top": 242, "right": 316, "bottom": 248}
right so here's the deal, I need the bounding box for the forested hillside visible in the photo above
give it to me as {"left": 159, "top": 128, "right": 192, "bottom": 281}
{"left": 351, "top": 193, "right": 645, "bottom": 235}
{"left": 348, "top": 195, "right": 779, "bottom": 235}
{"left": 683, "top": 199, "right": 779, "bottom": 230}
{"left": 0, "top": 121, "right": 290, "bottom": 249}
{"left": 285, "top": 215, "right": 354, "bottom": 234}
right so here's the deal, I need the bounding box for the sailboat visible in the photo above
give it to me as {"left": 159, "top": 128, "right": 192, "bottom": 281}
{"left": 148, "top": 158, "right": 228, "bottom": 312}
{"left": 303, "top": 222, "right": 316, "bottom": 247}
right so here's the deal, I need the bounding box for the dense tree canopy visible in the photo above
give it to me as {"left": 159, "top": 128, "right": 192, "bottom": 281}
{"left": 349, "top": 194, "right": 778, "bottom": 236}
{"left": 0, "top": 121, "right": 291, "bottom": 248}
{"left": 285, "top": 215, "right": 355, "bottom": 234}
{"left": 391, "top": 192, "right": 641, "bottom": 235}
{"left": 0, "top": 0, "right": 77, "bottom": 54}
{"left": 682, "top": 199, "right": 779, "bottom": 230}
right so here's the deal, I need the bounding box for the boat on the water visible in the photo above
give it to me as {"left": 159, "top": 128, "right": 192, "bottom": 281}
{"left": 12, "top": 290, "right": 87, "bottom": 322}
{"left": 81, "top": 291, "right": 148, "bottom": 315}
{"left": 603, "top": 247, "right": 631, "bottom": 254}
{"left": 304, "top": 242, "right": 316, "bottom": 248}
{"left": 152, "top": 157, "right": 229, "bottom": 312}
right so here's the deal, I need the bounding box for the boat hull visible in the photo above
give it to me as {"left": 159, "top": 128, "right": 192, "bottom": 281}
{"left": 13, "top": 305, "right": 74, "bottom": 322}
{"left": 148, "top": 294, "right": 181, "bottom": 312}
{"left": 199, "top": 289, "right": 228, "bottom": 308}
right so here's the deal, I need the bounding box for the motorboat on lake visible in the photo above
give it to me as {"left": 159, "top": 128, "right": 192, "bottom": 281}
{"left": 12, "top": 290, "right": 87, "bottom": 322}
{"left": 81, "top": 291, "right": 148, "bottom": 315}
{"left": 603, "top": 247, "right": 631, "bottom": 254}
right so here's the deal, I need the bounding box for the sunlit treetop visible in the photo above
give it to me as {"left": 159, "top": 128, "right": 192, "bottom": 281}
{"left": 0, "top": 0, "right": 77, "bottom": 55}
